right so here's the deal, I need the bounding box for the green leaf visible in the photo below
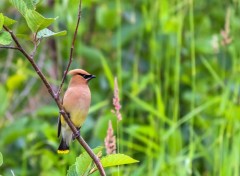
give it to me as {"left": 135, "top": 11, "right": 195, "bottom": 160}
{"left": 33, "top": 0, "right": 40, "bottom": 6}
{"left": 3, "top": 16, "right": 16, "bottom": 26}
{"left": 23, "top": 0, "right": 35, "bottom": 10}
{"left": 25, "top": 10, "right": 56, "bottom": 32}
{"left": 0, "top": 31, "right": 12, "bottom": 45}
{"left": 0, "top": 85, "right": 8, "bottom": 117}
{"left": 75, "top": 146, "right": 103, "bottom": 176}
{"left": 36, "top": 28, "right": 67, "bottom": 39}
{"left": 67, "top": 164, "right": 78, "bottom": 176}
{"left": 0, "top": 152, "right": 3, "bottom": 167}
{"left": 10, "top": 0, "right": 28, "bottom": 16}
{"left": 101, "top": 154, "right": 139, "bottom": 168}
{"left": 0, "top": 13, "right": 4, "bottom": 31}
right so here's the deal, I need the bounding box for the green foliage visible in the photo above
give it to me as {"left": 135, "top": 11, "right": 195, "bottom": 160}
{"left": 0, "top": 152, "right": 3, "bottom": 167}
{"left": 76, "top": 146, "right": 103, "bottom": 175}
{"left": 25, "top": 10, "right": 56, "bottom": 32}
{"left": 35, "top": 105, "right": 58, "bottom": 117}
{"left": 3, "top": 16, "right": 16, "bottom": 26}
{"left": 67, "top": 147, "right": 139, "bottom": 176}
{"left": 36, "top": 28, "right": 67, "bottom": 39}
{"left": 0, "top": 85, "right": 8, "bottom": 117}
{"left": 10, "top": 0, "right": 28, "bottom": 16}
{"left": 1, "top": 0, "right": 240, "bottom": 175}
{"left": 23, "top": 0, "right": 36, "bottom": 10}
{"left": 67, "top": 164, "right": 78, "bottom": 176}
{"left": 0, "top": 13, "right": 15, "bottom": 45}
{"left": 101, "top": 154, "right": 139, "bottom": 167}
{"left": 8, "top": 0, "right": 65, "bottom": 36}
{"left": 0, "top": 13, "right": 3, "bottom": 31}
{"left": 68, "top": 146, "right": 103, "bottom": 176}
{"left": 6, "top": 73, "right": 27, "bottom": 91}
{"left": 0, "top": 31, "right": 12, "bottom": 45}
{"left": 96, "top": 4, "right": 119, "bottom": 29}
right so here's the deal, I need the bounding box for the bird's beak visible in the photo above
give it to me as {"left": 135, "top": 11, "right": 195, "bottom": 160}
{"left": 87, "top": 75, "right": 96, "bottom": 81}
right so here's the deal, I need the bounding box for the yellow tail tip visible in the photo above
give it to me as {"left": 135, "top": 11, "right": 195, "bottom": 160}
{"left": 57, "top": 150, "right": 69, "bottom": 154}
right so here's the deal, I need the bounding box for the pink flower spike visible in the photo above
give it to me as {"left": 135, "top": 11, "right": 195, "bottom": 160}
{"left": 104, "top": 120, "right": 116, "bottom": 154}
{"left": 112, "top": 77, "right": 122, "bottom": 121}
{"left": 221, "top": 8, "right": 232, "bottom": 46}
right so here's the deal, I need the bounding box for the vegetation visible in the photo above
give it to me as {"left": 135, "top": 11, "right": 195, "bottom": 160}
{"left": 0, "top": 0, "right": 240, "bottom": 175}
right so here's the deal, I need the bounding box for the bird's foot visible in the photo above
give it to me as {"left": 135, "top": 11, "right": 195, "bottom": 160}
{"left": 59, "top": 111, "right": 70, "bottom": 118}
{"left": 72, "top": 128, "right": 80, "bottom": 140}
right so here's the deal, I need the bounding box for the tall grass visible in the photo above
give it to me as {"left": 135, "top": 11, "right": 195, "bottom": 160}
{"left": 1, "top": 0, "right": 240, "bottom": 175}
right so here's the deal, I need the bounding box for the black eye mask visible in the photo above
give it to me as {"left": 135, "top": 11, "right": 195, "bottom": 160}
{"left": 78, "top": 73, "right": 96, "bottom": 80}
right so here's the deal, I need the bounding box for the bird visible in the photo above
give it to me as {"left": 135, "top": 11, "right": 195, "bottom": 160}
{"left": 57, "top": 69, "right": 96, "bottom": 154}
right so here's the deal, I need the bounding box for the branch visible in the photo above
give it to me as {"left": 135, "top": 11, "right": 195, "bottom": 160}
{"left": 31, "top": 37, "right": 41, "bottom": 58}
{"left": 60, "top": 110, "right": 104, "bottom": 175}
{"left": 0, "top": 46, "right": 20, "bottom": 50}
{"left": 3, "top": 7, "right": 106, "bottom": 176}
{"left": 3, "top": 25, "right": 56, "bottom": 99}
{"left": 56, "top": 0, "right": 82, "bottom": 98}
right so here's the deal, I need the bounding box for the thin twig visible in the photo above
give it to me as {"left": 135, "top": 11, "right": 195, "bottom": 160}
{"left": 0, "top": 46, "right": 20, "bottom": 50}
{"left": 56, "top": 0, "right": 82, "bottom": 98}
{"left": 3, "top": 22, "right": 106, "bottom": 176}
{"left": 31, "top": 38, "right": 40, "bottom": 58}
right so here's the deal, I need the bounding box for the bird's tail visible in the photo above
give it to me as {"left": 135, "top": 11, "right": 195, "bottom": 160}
{"left": 57, "top": 138, "right": 70, "bottom": 154}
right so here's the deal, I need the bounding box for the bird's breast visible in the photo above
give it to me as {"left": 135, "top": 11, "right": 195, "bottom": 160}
{"left": 62, "top": 86, "right": 91, "bottom": 127}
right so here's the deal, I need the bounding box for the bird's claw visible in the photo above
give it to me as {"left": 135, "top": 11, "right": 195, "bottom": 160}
{"left": 72, "top": 130, "right": 80, "bottom": 140}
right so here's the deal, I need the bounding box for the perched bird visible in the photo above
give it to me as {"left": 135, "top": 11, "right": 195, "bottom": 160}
{"left": 57, "top": 69, "right": 96, "bottom": 154}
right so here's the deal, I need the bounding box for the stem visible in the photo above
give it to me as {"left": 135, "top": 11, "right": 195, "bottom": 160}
{"left": 56, "top": 0, "right": 82, "bottom": 98}
{"left": 117, "top": 120, "right": 120, "bottom": 175}
{"left": 0, "top": 46, "right": 20, "bottom": 50}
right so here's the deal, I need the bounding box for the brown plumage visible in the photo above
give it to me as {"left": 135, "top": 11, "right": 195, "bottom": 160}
{"left": 57, "top": 69, "right": 95, "bottom": 154}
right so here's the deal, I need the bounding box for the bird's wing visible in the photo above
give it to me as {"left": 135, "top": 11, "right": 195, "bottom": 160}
{"left": 57, "top": 110, "right": 71, "bottom": 137}
{"left": 57, "top": 115, "right": 61, "bottom": 137}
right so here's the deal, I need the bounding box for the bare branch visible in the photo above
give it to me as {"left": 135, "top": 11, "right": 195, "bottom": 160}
{"left": 56, "top": 0, "right": 83, "bottom": 98}
{"left": 0, "top": 46, "right": 20, "bottom": 50}
{"left": 59, "top": 110, "right": 105, "bottom": 176}
{"left": 31, "top": 38, "right": 41, "bottom": 58}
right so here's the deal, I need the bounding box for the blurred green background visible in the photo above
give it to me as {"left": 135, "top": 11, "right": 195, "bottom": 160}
{"left": 1, "top": 0, "right": 240, "bottom": 175}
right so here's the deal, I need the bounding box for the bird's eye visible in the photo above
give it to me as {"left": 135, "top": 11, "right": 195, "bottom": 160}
{"left": 78, "top": 73, "right": 84, "bottom": 77}
{"left": 83, "top": 75, "right": 88, "bottom": 79}
{"left": 78, "top": 73, "right": 91, "bottom": 79}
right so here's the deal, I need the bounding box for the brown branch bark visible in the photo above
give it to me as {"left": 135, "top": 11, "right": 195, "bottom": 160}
{"left": 2, "top": 1, "right": 106, "bottom": 175}
{"left": 0, "top": 46, "right": 20, "bottom": 50}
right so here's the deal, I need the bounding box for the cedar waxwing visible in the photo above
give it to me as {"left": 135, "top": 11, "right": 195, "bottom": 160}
{"left": 57, "top": 69, "right": 96, "bottom": 154}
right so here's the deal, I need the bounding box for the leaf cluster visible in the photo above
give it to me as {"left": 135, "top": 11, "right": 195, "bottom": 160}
{"left": 67, "top": 146, "right": 138, "bottom": 176}
{"left": 0, "top": 0, "right": 66, "bottom": 46}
